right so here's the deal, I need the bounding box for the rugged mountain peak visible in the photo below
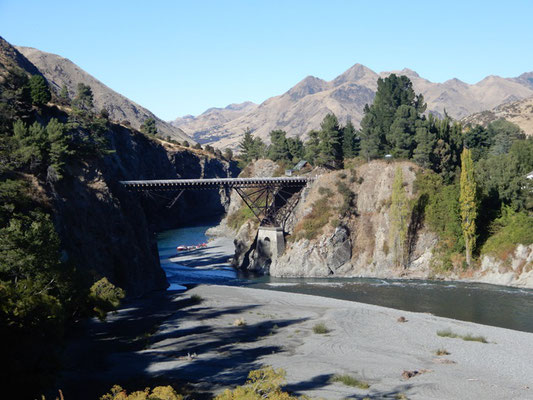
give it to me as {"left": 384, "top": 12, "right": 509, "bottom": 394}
{"left": 225, "top": 101, "right": 257, "bottom": 111}
{"left": 476, "top": 74, "right": 508, "bottom": 85}
{"left": 398, "top": 68, "right": 420, "bottom": 78}
{"left": 285, "top": 75, "right": 329, "bottom": 100}
{"left": 444, "top": 77, "right": 468, "bottom": 86}
{"left": 333, "top": 63, "right": 378, "bottom": 86}
{"left": 172, "top": 60, "right": 533, "bottom": 150}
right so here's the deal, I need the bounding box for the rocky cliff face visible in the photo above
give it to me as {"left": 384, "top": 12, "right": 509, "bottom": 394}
{"left": 221, "top": 159, "right": 532, "bottom": 289}
{"left": 50, "top": 124, "right": 238, "bottom": 297}
{"left": 271, "top": 161, "right": 437, "bottom": 278}
{"left": 474, "top": 244, "right": 533, "bottom": 287}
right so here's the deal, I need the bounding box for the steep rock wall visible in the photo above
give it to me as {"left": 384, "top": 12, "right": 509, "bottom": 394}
{"left": 50, "top": 124, "right": 238, "bottom": 297}
{"left": 272, "top": 161, "right": 437, "bottom": 278}
{"left": 218, "top": 159, "right": 532, "bottom": 289}
{"left": 473, "top": 244, "right": 533, "bottom": 287}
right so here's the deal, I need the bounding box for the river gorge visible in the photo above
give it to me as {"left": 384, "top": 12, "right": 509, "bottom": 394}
{"left": 158, "top": 222, "right": 533, "bottom": 334}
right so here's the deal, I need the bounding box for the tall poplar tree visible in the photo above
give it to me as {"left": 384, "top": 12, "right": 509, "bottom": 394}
{"left": 459, "top": 147, "right": 477, "bottom": 267}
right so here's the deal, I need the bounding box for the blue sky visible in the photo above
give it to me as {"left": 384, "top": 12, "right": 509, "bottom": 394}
{"left": 1, "top": 1, "right": 532, "bottom": 120}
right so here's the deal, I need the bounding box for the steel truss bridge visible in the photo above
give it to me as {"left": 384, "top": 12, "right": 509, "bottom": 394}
{"left": 120, "top": 177, "right": 313, "bottom": 228}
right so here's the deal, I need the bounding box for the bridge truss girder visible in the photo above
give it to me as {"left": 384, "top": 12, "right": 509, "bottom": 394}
{"left": 120, "top": 177, "right": 311, "bottom": 230}
{"left": 233, "top": 185, "right": 302, "bottom": 229}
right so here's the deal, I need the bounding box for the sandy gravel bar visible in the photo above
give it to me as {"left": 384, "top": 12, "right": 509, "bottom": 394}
{"left": 163, "top": 285, "right": 533, "bottom": 399}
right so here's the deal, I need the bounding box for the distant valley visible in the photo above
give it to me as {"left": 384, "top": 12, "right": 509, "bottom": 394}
{"left": 171, "top": 65, "right": 533, "bottom": 149}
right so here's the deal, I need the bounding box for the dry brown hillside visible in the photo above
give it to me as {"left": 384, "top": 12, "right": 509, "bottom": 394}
{"left": 17, "top": 45, "right": 193, "bottom": 143}
{"left": 462, "top": 96, "right": 533, "bottom": 136}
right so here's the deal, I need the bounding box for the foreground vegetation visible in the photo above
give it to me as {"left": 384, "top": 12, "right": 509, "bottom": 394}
{"left": 329, "top": 374, "right": 370, "bottom": 389}
{"left": 437, "top": 329, "right": 488, "bottom": 343}
{"left": 0, "top": 60, "right": 126, "bottom": 396}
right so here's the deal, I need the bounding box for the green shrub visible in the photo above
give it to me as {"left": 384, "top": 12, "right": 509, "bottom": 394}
{"left": 437, "top": 329, "right": 487, "bottom": 343}
{"left": 190, "top": 294, "right": 203, "bottom": 304}
{"left": 28, "top": 75, "right": 51, "bottom": 106}
{"left": 100, "top": 384, "right": 183, "bottom": 400}
{"left": 89, "top": 277, "right": 125, "bottom": 321}
{"left": 336, "top": 180, "right": 356, "bottom": 217}
{"left": 215, "top": 366, "right": 298, "bottom": 400}
{"left": 227, "top": 205, "right": 256, "bottom": 230}
{"left": 291, "top": 197, "right": 333, "bottom": 241}
{"left": 481, "top": 206, "right": 533, "bottom": 260}
{"left": 318, "top": 186, "right": 332, "bottom": 196}
{"left": 330, "top": 374, "right": 370, "bottom": 389}
{"left": 414, "top": 171, "right": 464, "bottom": 270}
{"left": 312, "top": 322, "right": 329, "bottom": 334}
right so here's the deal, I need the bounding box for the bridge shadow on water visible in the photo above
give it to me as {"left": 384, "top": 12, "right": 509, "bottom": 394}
{"left": 173, "top": 247, "right": 232, "bottom": 268}
{"left": 57, "top": 290, "right": 309, "bottom": 400}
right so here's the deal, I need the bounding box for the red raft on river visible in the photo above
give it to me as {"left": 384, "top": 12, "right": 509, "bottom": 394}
{"left": 176, "top": 243, "right": 208, "bottom": 252}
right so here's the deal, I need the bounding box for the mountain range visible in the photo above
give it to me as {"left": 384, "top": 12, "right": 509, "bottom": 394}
{"left": 16, "top": 45, "right": 191, "bottom": 143}
{"left": 171, "top": 64, "right": 533, "bottom": 149}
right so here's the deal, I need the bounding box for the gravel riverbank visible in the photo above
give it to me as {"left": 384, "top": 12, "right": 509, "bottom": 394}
{"left": 58, "top": 236, "right": 533, "bottom": 399}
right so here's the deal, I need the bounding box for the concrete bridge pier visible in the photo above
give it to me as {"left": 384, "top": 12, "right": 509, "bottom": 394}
{"left": 257, "top": 226, "right": 285, "bottom": 262}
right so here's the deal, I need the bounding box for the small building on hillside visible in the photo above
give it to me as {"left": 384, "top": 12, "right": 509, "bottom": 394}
{"left": 294, "top": 160, "right": 310, "bottom": 171}
{"left": 285, "top": 160, "right": 310, "bottom": 176}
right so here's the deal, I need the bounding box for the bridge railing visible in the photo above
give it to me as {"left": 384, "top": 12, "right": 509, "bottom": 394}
{"left": 119, "top": 177, "right": 313, "bottom": 191}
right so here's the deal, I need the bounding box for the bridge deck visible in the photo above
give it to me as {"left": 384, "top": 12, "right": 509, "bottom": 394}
{"left": 120, "top": 177, "right": 312, "bottom": 191}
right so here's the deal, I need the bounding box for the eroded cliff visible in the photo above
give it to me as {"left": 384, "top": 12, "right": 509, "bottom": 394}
{"left": 50, "top": 124, "right": 238, "bottom": 297}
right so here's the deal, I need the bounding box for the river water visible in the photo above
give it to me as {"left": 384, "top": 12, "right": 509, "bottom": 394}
{"left": 157, "top": 223, "right": 533, "bottom": 334}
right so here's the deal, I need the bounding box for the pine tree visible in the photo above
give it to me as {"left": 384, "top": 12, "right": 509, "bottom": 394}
{"left": 239, "top": 129, "right": 255, "bottom": 162}
{"left": 28, "top": 75, "right": 51, "bottom": 106}
{"left": 459, "top": 147, "right": 477, "bottom": 267}
{"left": 46, "top": 118, "right": 72, "bottom": 179}
{"left": 342, "top": 120, "right": 359, "bottom": 158}
{"left": 59, "top": 84, "right": 69, "bottom": 103}
{"left": 267, "top": 130, "right": 290, "bottom": 161}
{"left": 359, "top": 74, "right": 426, "bottom": 159}
{"left": 413, "top": 118, "right": 436, "bottom": 168}
{"left": 287, "top": 137, "right": 304, "bottom": 162}
{"left": 73, "top": 83, "right": 94, "bottom": 110}
{"left": 388, "top": 105, "right": 418, "bottom": 158}
{"left": 316, "top": 113, "right": 343, "bottom": 168}
{"left": 251, "top": 137, "right": 266, "bottom": 160}
{"left": 140, "top": 117, "right": 157, "bottom": 135}
{"left": 389, "top": 166, "right": 410, "bottom": 268}
{"left": 359, "top": 107, "right": 381, "bottom": 161}
{"left": 304, "top": 130, "right": 320, "bottom": 164}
